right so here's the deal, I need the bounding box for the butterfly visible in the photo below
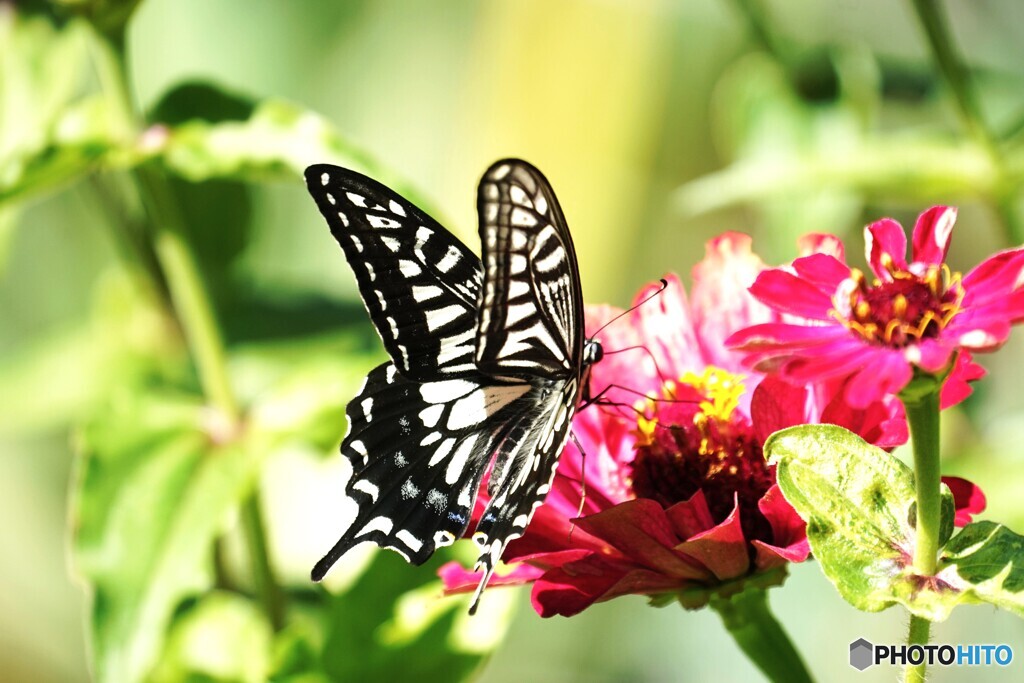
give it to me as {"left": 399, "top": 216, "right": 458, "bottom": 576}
{"left": 304, "top": 159, "right": 602, "bottom": 612}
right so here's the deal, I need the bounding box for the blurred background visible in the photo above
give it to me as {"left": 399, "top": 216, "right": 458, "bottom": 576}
{"left": 4, "top": 0, "right": 1024, "bottom": 681}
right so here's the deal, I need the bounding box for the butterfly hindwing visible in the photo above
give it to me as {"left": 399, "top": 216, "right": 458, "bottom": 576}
{"left": 475, "top": 160, "right": 583, "bottom": 379}
{"left": 312, "top": 361, "right": 535, "bottom": 578}
{"left": 306, "top": 165, "right": 483, "bottom": 380}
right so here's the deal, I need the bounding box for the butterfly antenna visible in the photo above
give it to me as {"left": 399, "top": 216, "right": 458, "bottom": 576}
{"left": 587, "top": 278, "right": 669, "bottom": 340}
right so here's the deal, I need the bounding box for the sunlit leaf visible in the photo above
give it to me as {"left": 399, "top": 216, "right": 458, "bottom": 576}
{"left": 149, "top": 591, "right": 273, "bottom": 683}
{"left": 71, "top": 390, "right": 274, "bottom": 683}
{"left": 0, "top": 11, "right": 129, "bottom": 206}
{"left": 318, "top": 551, "right": 514, "bottom": 682}
{"left": 765, "top": 424, "right": 1014, "bottom": 622}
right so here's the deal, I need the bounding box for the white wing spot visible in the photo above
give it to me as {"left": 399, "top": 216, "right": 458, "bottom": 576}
{"left": 320, "top": 172, "right": 329, "bottom": 185}
{"left": 491, "top": 164, "right": 512, "bottom": 180}
{"left": 419, "top": 404, "right": 444, "bottom": 428}
{"left": 421, "top": 379, "right": 477, "bottom": 403}
{"left": 353, "top": 479, "right": 379, "bottom": 502}
{"left": 382, "top": 236, "right": 401, "bottom": 253}
{"left": 420, "top": 431, "right": 441, "bottom": 446}
{"left": 365, "top": 263, "right": 376, "bottom": 281}
{"left": 396, "top": 529, "right": 423, "bottom": 553}
{"left": 360, "top": 397, "right": 374, "bottom": 420}
{"left": 346, "top": 192, "right": 368, "bottom": 207}
{"left": 437, "top": 246, "right": 461, "bottom": 273}
{"left": 426, "top": 489, "right": 448, "bottom": 513}
{"left": 399, "top": 260, "right": 422, "bottom": 277}
{"left": 350, "top": 235, "right": 363, "bottom": 252}
{"left": 326, "top": 192, "right": 336, "bottom": 205}
{"left": 412, "top": 285, "right": 443, "bottom": 301}
{"left": 338, "top": 211, "right": 349, "bottom": 227}
{"left": 511, "top": 207, "right": 537, "bottom": 227}
{"left": 374, "top": 290, "right": 387, "bottom": 310}
{"left": 428, "top": 437, "right": 457, "bottom": 466}
{"left": 426, "top": 304, "right": 465, "bottom": 332}
{"left": 401, "top": 479, "right": 420, "bottom": 500}
{"left": 357, "top": 516, "right": 393, "bottom": 536}
{"left": 509, "top": 184, "right": 531, "bottom": 207}
{"left": 387, "top": 316, "right": 399, "bottom": 338}
{"left": 389, "top": 200, "right": 407, "bottom": 216}
{"left": 445, "top": 436, "right": 478, "bottom": 485}
{"left": 368, "top": 214, "right": 402, "bottom": 229}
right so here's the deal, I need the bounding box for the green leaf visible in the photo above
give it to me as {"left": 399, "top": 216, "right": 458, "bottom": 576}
{"left": 765, "top": 424, "right": 1013, "bottom": 622}
{"left": 319, "top": 551, "right": 515, "bottom": 682}
{"left": 71, "top": 390, "right": 274, "bottom": 683}
{"left": 0, "top": 12, "right": 129, "bottom": 205}
{"left": 766, "top": 425, "right": 916, "bottom": 613}
{"left": 940, "top": 522, "right": 1024, "bottom": 619}
{"left": 149, "top": 591, "right": 273, "bottom": 683}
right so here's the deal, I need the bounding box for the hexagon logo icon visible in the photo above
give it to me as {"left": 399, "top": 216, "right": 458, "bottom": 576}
{"left": 850, "top": 638, "right": 874, "bottom": 671}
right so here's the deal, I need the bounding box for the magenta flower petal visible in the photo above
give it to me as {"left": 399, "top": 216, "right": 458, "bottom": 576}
{"left": 727, "top": 321, "right": 850, "bottom": 352}
{"left": 752, "top": 537, "right": 812, "bottom": 568}
{"left": 439, "top": 560, "right": 543, "bottom": 593}
{"left": 630, "top": 274, "right": 706, "bottom": 384}
{"left": 748, "top": 269, "right": 836, "bottom": 319}
{"left": 750, "top": 376, "right": 809, "bottom": 443}
{"left": 941, "top": 475, "right": 987, "bottom": 526}
{"left": 905, "top": 338, "right": 955, "bottom": 373}
{"left": 865, "top": 218, "right": 908, "bottom": 279}
{"left": 798, "top": 233, "right": 846, "bottom": 261}
{"left": 820, "top": 380, "right": 908, "bottom": 448}
{"left": 911, "top": 206, "right": 957, "bottom": 266}
{"left": 939, "top": 351, "right": 986, "bottom": 409}
{"left": 844, "top": 349, "right": 913, "bottom": 409}
{"left": 690, "top": 233, "right": 777, "bottom": 370}
{"left": 663, "top": 489, "right": 717, "bottom": 539}
{"left": 960, "top": 248, "right": 1024, "bottom": 308}
{"left": 780, "top": 340, "right": 879, "bottom": 384}
{"left": 790, "top": 253, "right": 851, "bottom": 292}
{"left": 757, "top": 484, "right": 808, "bottom": 551}
{"left": 675, "top": 502, "right": 750, "bottom": 581}
{"left": 530, "top": 559, "right": 629, "bottom": 617}
{"left": 575, "top": 500, "right": 708, "bottom": 580}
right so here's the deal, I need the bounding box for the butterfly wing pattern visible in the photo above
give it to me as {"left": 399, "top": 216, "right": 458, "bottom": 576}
{"left": 305, "top": 159, "right": 596, "bottom": 613}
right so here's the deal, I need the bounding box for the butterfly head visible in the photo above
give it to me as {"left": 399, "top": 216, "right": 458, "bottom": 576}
{"left": 582, "top": 339, "right": 603, "bottom": 367}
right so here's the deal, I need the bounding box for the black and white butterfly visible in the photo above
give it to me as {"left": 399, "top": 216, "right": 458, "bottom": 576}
{"left": 305, "top": 159, "right": 602, "bottom": 612}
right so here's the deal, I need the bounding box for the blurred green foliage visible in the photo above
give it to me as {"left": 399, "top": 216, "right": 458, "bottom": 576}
{"left": 4, "top": 1, "right": 1024, "bottom": 682}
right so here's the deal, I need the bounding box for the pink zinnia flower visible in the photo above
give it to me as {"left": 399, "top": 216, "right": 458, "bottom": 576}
{"left": 727, "top": 207, "right": 1023, "bottom": 408}
{"left": 441, "top": 235, "right": 984, "bottom": 617}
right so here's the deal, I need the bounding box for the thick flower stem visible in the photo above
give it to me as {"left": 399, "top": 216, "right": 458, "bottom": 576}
{"left": 901, "top": 387, "right": 942, "bottom": 682}
{"left": 710, "top": 587, "right": 813, "bottom": 683}
{"left": 904, "top": 389, "right": 942, "bottom": 576}
{"left": 905, "top": 615, "right": 932, "bottom": 683}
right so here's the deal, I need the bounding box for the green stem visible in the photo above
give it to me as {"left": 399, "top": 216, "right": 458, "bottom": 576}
{"left": 905, "top": 615, "right": 932, "bottom": 683}
{"left": 908, "top": 0, "right": 1022, "bottom": 243}
{"left": 88, "top": 20, "right": 285, "bottom": 627}
{"left": 730, "top": 0, "right": 789, "bottom": 65}
{"left": 900, "top": 386, "right": 942, "bottom": 682}
{"left": 242, "top": 493, "right": 286, "bottom": 631}
{"left": 903, "top": 388, "right": 942, "bottom": 575}
{"left": 710, "top": 588, "right": 814, "bottom": 683}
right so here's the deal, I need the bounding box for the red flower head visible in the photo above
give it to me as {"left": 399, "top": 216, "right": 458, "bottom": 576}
{"left": 727, "top": 207, "right": 1024, "bottom": 408}
{"left": 441, "top": 234, "right": 985, "bottom": 617}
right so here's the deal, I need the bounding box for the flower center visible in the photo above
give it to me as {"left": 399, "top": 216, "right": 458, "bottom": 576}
{"left": 832, "top": 256, "right": 964, "bottom": 347}
{"left": 630, "top": 368, "right": 774, "bottom": 543}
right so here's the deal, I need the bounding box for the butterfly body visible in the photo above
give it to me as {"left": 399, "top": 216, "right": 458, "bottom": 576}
{"left": 305, "top": 159, "right": 597, "bottom": 612}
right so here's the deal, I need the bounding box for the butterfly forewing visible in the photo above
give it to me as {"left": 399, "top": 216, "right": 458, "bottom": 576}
{"left": 306, "top": 160, "right": 592, "bottom": 613}
{"left": 475, "top": 160, "right": 583, "bottom": 379}
{"left": 306, "top": 165, "right": 482, "bottom": 380}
